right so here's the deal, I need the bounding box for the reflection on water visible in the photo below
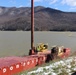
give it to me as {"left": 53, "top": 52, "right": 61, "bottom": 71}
{"left": 0, "top": 31, "right": 76, "bottom": 57}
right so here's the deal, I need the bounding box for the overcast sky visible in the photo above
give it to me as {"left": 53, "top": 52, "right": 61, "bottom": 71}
{"left": 0, "top": 0, "right": 76, "bottom": 12}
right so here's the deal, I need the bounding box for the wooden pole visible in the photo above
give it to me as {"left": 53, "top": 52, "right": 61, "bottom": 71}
{"left": 31, "top": 0, "right": 34, "bottom": 49}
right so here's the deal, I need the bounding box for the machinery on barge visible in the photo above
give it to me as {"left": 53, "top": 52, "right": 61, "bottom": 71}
{"left": 0, "top": 0, "right": 70, "bottom": 75}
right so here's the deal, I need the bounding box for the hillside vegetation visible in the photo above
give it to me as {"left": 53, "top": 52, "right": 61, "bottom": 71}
{"left": 0, "top": 6, "right": 76, "bottom": 31}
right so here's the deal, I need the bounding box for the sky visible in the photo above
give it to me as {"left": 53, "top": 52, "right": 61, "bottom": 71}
{"left": 0, "top": 0, "right": 76, "bottom": 12}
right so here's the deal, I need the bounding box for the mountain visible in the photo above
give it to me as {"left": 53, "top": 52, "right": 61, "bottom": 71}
{"left": 0, "top": 6, "right": 76, "bottom": 31}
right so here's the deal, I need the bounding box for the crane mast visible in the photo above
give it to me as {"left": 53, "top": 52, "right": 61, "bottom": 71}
{"left": 31, "top": 0, "right": 34, "bottom": 49}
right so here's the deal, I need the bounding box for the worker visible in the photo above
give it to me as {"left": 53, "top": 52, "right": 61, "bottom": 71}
{"left": 51, "top": 46, "right": 58, "bottom": 59}
{"left": 51, "top": 46, "right": 58, "bottom": 54}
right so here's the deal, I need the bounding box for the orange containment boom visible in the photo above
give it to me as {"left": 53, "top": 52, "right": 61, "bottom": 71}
{"left": 0, "top": 47, "right": 70, "bottom": 75}
{"left": 0, "top": 55, "right": 45, "bottom": 75}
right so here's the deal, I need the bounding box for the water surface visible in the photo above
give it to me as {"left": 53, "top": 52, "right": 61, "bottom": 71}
{"left": 0, "top": 31, "right": 76, "bottom": 57}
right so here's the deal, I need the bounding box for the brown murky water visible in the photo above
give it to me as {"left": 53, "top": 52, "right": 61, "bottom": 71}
{"left": 0, "top": 31, "right": 76, "bottom": 57}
